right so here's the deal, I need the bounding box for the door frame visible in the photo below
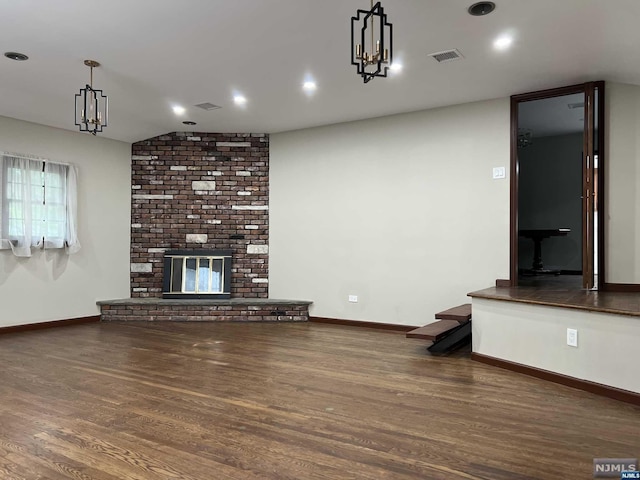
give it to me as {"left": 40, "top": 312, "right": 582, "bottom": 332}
{"left": 509, "top": 81, "right": 605, "bottom": 289}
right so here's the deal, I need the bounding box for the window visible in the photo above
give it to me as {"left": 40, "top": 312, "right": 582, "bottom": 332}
{"left": 0, "top": 152, "right": 80, "bottom": 257}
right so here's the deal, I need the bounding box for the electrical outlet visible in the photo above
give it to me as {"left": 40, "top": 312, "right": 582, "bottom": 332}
{"left": 348, "top": 295, "right": 358, "bottom": 303}
{"left": 567, "top": 328, "right": 578, "bottom": 347}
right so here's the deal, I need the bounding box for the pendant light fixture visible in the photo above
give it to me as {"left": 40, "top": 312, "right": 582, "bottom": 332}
{"left": 351, "top": 0, "right": 393, "bottom": 83}
{"left": 74, "top": 60, "right": 108, "bottom": 135}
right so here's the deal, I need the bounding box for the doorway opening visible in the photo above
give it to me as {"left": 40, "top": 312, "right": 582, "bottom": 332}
{"left": 510, "top": 82, "right": 604, "bottom": 290}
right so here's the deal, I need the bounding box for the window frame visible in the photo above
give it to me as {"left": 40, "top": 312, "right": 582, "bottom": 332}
{"left": 0, "top": 152, "right": 79, "bottom": 255}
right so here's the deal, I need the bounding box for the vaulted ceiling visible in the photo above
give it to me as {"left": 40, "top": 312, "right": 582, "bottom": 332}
{"left": 2, "top": 0, "right": 640, "bottom": 143}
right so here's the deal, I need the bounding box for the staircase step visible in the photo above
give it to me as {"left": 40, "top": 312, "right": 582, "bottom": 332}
{"left": 428, "top": 321, "right": 472, "bottom": 354}
{"left": 435, "top": 303, "right": 472, "bottom": 323}
{"left": 406, "top": 320, "right": 462, "bottom": 341}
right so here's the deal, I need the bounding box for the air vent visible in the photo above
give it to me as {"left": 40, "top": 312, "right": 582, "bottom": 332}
{"left": 428, "top": 49, "right": 464, "bottom": 63}
{"left": 194, "top": 102, "right": 222, "bottom": 111}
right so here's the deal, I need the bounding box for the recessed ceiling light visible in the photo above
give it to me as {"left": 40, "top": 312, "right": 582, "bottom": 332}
{"left": 4, "top": 51, "right": 29, "bottom": 61}
{"left": 303, "top": 81, "right": 317, "bottom": 92}
{"left": 183, "top": 121, "right": 197, "bottom": 125}
{"left": 468, "top": 2, "right": 496, "bottom": 16}
{"left": 390, "top": 63, "right": 403, "bottom": 72}
{"left": 493, "top": 35, "right": 513, "bottom": 50}
{"left": 172, "top": 105, "right": 186, "bottom": 115}
{"left": 233, "top": 94, "right": 247, "bottom": 106}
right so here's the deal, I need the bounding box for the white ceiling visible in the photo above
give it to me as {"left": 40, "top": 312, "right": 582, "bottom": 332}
{"left": 2, "top": 0, "right": 640, "bottom": 144}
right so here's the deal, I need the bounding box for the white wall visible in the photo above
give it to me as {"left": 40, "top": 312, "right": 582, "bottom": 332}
{"left": 0, "top": 116, "right": 131, "bottom": 326}
{"left": 472, "top": 298, "right": 640, "bottom": 393}
{"left": 270, "top": 99, "right": 510, "bottom": 326}
{"left": 606, "top": 82, "right": 640, "bottom": 284}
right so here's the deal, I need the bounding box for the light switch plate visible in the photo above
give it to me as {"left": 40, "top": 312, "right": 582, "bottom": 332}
{"left": 567, "top": 328, "right": 578, "bottom": 347}
{"left": 493, "top": 166, "right": 506, "bottom": 179}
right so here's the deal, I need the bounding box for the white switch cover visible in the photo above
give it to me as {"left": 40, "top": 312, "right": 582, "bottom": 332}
{"left": 493, "top": 167, "right": 506, "bottom": 179}
{"left": 348, "top": 295, "right": 358, "bottom": 303}
{"left": 567, "top": 328, "right": 578, "bottom": 347}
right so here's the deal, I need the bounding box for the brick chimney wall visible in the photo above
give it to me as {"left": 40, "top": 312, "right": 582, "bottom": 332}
{"left": 129, "top": 132, "right": 269, "bottom": 298}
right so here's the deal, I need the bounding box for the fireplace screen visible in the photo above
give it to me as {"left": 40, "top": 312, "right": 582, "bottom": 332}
{"left": 163, "top": 250, "right": 232, "bottom": 299}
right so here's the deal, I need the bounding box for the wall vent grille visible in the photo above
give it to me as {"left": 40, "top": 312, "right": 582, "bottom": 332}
{"left": 194, "top": 102, "right": 222, "bottom": 111}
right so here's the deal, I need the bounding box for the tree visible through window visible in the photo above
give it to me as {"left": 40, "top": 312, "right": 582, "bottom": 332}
{"left": 0, "top": 153, "right": 80, "bottom": 257}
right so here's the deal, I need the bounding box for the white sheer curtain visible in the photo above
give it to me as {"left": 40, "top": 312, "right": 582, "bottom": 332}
{"left": 0, "top": 153, "right": 80, "bottom": 257}
{"left": 63, "top": 164, "right": 81, "bottom": 254}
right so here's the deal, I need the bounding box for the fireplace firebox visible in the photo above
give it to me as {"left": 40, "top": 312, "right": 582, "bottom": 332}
{"left": 162, "top": 250, "right": 232, "bottom": 299}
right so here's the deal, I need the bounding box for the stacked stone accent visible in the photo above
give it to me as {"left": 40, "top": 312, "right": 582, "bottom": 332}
{"left": 130, "top": 132, "right": 269, "bottom": 298}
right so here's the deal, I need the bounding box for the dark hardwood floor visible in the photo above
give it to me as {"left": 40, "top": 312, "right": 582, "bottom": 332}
{"left": 0, "top": 321, "right": 638, "bottom": 479}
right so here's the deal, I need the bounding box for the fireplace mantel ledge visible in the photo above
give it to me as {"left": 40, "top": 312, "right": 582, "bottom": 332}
{"left": 97, "top": 298, "right": 313, "bottom": 307}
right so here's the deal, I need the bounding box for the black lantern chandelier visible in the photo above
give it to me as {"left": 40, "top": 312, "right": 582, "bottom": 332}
{"left": 351, "top": 0, "right": 393, "bottom": 83}
{"left": 74, "top": 60, "right": 108, "bottom": 135}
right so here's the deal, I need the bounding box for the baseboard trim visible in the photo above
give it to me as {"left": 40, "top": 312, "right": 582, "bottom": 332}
{"left": 471, "top": 353, "right": 640, "bottom": 406}
{"left": 0, "top": 315, "right": 100, "bottom": 335}
{"left": 309, "top": 316, "right": 415, "bottom": 332}
{"left": 601, "top": 283, "right": 640, "bottom": 293}
{"left": 495, "top": 279, "right": 512, "bottom": 288}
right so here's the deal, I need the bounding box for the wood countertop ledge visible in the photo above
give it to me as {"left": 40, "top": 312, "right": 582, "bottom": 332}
{"left": 468, "top": 286, "right": 640, "bottom": 318}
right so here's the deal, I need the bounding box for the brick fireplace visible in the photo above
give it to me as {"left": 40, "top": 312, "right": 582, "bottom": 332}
{"left": 98, "top": 131, "right": 311, "bottom": 322}
{"left": 129, "top": 132, "right": 269, "bottom": 298}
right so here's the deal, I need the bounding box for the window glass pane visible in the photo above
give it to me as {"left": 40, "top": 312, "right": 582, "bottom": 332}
{"left": 8, "top": 199, "right": 24, "bottom": 237}
{"left": 46, "top": 221, "right": 65, "bottom": 239}
{"left": 184, "top": 258, "right": 197, "bottom": 292}
{"left": 211, "top": 259, "right": 223, "bottom": 293}
{"left": 45, "top": 171, "right": 63, "bottom": 188}
{"left": 198, "top": 259, "right": 210, "bottom": 292}
{"left": 45, "top": 202, "right": 66, "bottom": 240}
{"left": 171, "top": 258, "right": 183, "bottom": 292}
{"left": 7, "top": 168, "right": 22, "bottom": 200}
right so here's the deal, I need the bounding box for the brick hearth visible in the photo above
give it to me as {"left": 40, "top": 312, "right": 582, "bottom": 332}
{"left": 98, "top": 299, "right": 311, "bottom": 322}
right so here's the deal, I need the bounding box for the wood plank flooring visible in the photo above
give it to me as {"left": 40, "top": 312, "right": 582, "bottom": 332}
{"left": 0, "top": 321, "right": 638, "bottom": 479}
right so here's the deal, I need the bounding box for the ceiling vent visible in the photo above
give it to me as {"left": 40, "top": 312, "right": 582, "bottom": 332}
{"left": 428, "top": 49, "right": 464, "bottom": 63}
{"left": 194, "top": 102, "right": 222, "bottom": 111}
